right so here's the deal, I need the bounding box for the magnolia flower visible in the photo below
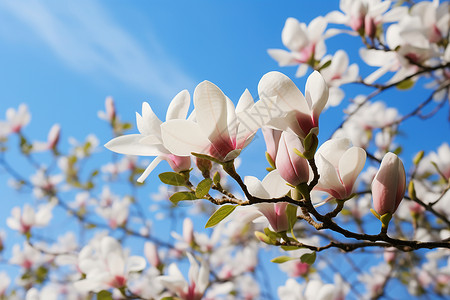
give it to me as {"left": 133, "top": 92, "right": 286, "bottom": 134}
{"left": 268, "top": 17, "right": 328, "bottom": 77}
{"left": 262, "top": 127, "right": 282, "bottom": 163}
{"left": 105, "top": 90, "right": 192, "bottom": 182}
{"left": 74, "top": 236, "right": 146, "bottom": 292}
{"left": 408, "top": 0, "right": 449, "bottom": 45}
{"left": 244, "top": 170, "right": 292, "bottom": 232}
{"left": 95, "top": 196, "right": 130, "bottom": 229}
{"left": 278, "top": 275, "right": 348, "bottom": 300}
{"left": 158, "top": 253, "right": 209, "bottom": 300}
{"left": 275, "top": 131, "right": 309, "bottom": 186}
{"left": 319, "top": 50, "right": 359, "bottom": 107}
{"left": 98, "top": 96, "right": 116, "bottom": 123}
{"left": 30, "top": 169, "right": 63, "bottom": 199}
{"left": 418, "top": 142, "right": 450, "bottom": 180}
{"left": 326, "top": 0, "right": 406, "bottom": 37}
{"left": 10, "top": 242, "right": 52, "bottom": 270}
{"left": 0, "top": 272, "right": 10, "bottom": 296}
{"left": 7, "top": 202, "right": 55, "bottom": 234}
{"left": 314, "top": 138, "right": 366, "bottom": 200}
{"left": 6, "top": 103, "right": 31, "bottom": 133}
{"left": 372, "top": 152, "right": 406, "bottom": 216}
{"left": 32, "top": 124, "right": 61, "bottom": 152}
{"left": 161, "top": 82, "right": 256, "bottom": 162}
{"left": 258, "top": 71, "right": 328, "bottom": 139}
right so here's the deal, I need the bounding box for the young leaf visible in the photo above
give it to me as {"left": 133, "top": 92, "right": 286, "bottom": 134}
{"left": 159, "top": 172, "right": 186, "bottom": 186}
{"left": 170, "top": 192, "right": 198, "bottom": 205}
{"left": 196, "top": 178, "right": 213, "bottom": 198}
{"left": 286, "top": 204, "right": 298, "bottom": 231}
{"left": 205, "top": 205, "right": 237, "bottom": 228}
{"left": 97, "top": 290, "right": 113, "bottom": 300}
{"left": 271, "top": 256, "right": 297, "bottom": 264}
{"left": 300, "top": 252, "right": 316, "bottom": 265}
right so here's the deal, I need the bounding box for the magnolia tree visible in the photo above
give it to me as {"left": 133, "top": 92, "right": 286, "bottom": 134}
{"left": 1, "top": 0, "right": 450, "bottom": 299}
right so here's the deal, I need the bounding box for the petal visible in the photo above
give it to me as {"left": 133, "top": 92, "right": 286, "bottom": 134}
{"left": 166, "top": 90, "right": 190, "bottom": 120}
{"left": 325, "top": 11, "right": 348, "bottom": 24}
{"left": 262, "top": 170, "right": 291, "bottom": 198}
{"left": 194, "top": 80, "right": 230, "bottom": 143}
{"left": 197, "top": 260, "right": 210, "bottom": 294}
{"left": 338, "top": 147, "right": 366, "bottom": 194}
{"left": 267, "top": 49, "right": 297, "bottom": 66}
{"left": 136, "top": 102, "right": 162, "bottom": 136}
{"left": 305, "top": 71, "right": 329, "bottom": 124}
{"left": 315, "top": 154, "right": 346, "bottom": 199}
{"left": 107, "top": 252, "right": 124, "bottom": 276}
{"left": 235, "top": 89, "right": 254, "bottom": 114}
{"left": 105, "top": 134, "right": 164, "bottom": 156}
{"left": 282, "top": 18, "right": 308, "bottom": 51}
{"left": 307, "top": 16, "right": 327, "bottom": 42}
{"left": 315, "top": 138, "right": 351, "bottom": 168}
{"left": 244, "top": 176, "right": 270, "bottom": 199}
{"left": 258, "top": 71, "right": 310, "bottom": 117}
{"left": 137, "top": 156, "right": 164, "bottom": 183}
{"left": 126, "top": 256, "right": 146, "bottom": 273}
{"left": 161, "top": 120, "right": 210, "bottom": 156}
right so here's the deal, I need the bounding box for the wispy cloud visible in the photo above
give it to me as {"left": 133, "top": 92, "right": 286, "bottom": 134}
{"left": 0, "top": 0, "right": 195, "bottom": 99}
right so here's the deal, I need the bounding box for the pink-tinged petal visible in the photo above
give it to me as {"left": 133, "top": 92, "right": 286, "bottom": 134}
{"left": 194, "top": 80, "right": 230, "bottom": 143}
{"left": 262, "top": 127, "right": 282, "bottom": 162}
{"left": 166, "top": 90, "right": 190, "bottom": 120}
{"left": 276, "top": 132, "right": 309, "bottom": 186}
{"left": 126, "top": 256, "right": 146, "bottom": 272}
{"left": 164, "top": 154, "right": 191, "bottom": 173}
{"left": 267, "top": 49, "right": 297, "bottom": 66}
{"left": 107, "top": 252, "right": 124, "bottom": 277}
{"left": 105, "top": 134, "right": 164, "bottom": 156}
{"left": 282, "top": 18, "right": 308, "bottom": 52}
{"left": 161, "top": 120, "right": 210, "bottom": 156}
{"left": 137, "top": 156, "right": 163, "bottom": 183}
{"left": 394, "top": 158, "right": 406, "bottom": 211}
{"left": 329, "top": 50, "right": 349, "bottom": 77}
{"left": 226, "top": 96, "right": 238, "bottom": 143}
{"left": 258, "top": 71, "right": 309, "bottom": 120}
{"left": 262, "top": 169, "right": 291, "bottom": 198}
{"left": 338, "top": 147, "right": 366, "bottom": 194}
{"left": 316, "top": 138, "right": 351, "bottom": 168}
{"left": 306, "top": 71, "right": 329, "bottom": 125}
{"left": 244, "top": 176, "right": 270, "bottom": 199}
{"left": 315, "top": 154, "right": 347, "bottom": 199}
{"left": 136, "top": 102, "right": 162, "bottom": 136}
{"left": 187, "top": 252, "right": 199, "bottom": 284}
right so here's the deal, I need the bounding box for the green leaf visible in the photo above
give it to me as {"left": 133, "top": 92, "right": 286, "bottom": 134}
{"left": 318, "top": 59, "right": 332, "bottom": 71}
{"left": 213, "top": 172, "right": 221, "bottom": 185}
{"left": 196, "top": 178, "right": 213, "bottom": 198}
{"left": 170, "top": 192, "right": 198, "bottom": 205}
{"left": 205, "top": 205, "right": 237, "bottom": 228}
{"left": 263, "top": 227, "right": 279, "bottom": 241}
{"left": 159, "top": 172, "right": 186, "bottom": 186}
{"left": 300, "top": 252, "right": 316, "bottom": 265}
{"left": 255, "top": 231, "right": 275, "bottom": 245}
{"left": 271, "top": 256, "right": 297, "bottom": 264}
{"left": 97, "top": 290, "right": 113, "bottom": 300}
{"left": 396, "top": 78, "right": 414, "bottom": 90}
{"left": 281, "top": 245, "right": 300, "bottom": 251}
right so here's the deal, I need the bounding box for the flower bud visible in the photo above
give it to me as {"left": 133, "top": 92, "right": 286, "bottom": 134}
{"left": 372, "top": 152, "right": 406, "bottom": 216}
{"left": 275, "top": 132, "right": 309, "bottom": 186}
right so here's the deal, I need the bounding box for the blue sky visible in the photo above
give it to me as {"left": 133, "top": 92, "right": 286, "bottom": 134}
{"left": 0, "top": 0, "right": 448, "bottom": 298}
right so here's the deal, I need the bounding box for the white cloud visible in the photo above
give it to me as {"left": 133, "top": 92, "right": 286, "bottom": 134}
{"left": 0, "top": 0, "right": 195, "bottom": 99}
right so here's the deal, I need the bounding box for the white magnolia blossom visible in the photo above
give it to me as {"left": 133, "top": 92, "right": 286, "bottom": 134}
{"left": 359, "top": 263, "right": 392, "bottom": 299}
{"left": 278, "top": 275, "right": 348, "bottom": 300}
{"left": 0, "top": 272, "right": 10, "bottom": 296}
{"left": 158, "top": 252, "right": 209, "bottom": 300}
{"left": 6, "top": 103, "right": 31, "bottom": 133}
{"left": 268, "top": 16, "right": 329, "bottom": 77}
{"left": 105, "top": 90, "right": 192, "bottom": 182}
{"left": 95, "top": 195, "right": 131, "bottom": 229}
{"left": 314, "top": 138, "right": 366, "bottom": 200}
{"left": 30, "top": 169, "right": 63, "bottom": 199}
{"left": 74, "top": 236, "right": 146, "bottom": 292}
{"left": 31, "top": 123, "right": 60, "bottom": 152}
{"left": 417, "top": 142, "right": 450, "bottom": 180}
{"left": 319, "top": 50, "right": 359, "bottom": 107}
{"left": 7, "top": 201, "right": 55, "bottom": 234}
{"left": 161, "top": 82, "right": 258, "bottom": 163}
{"left": 258, "top": 70, "right": 329, "bottom": 139}
{"left": 10, "top": 242, "right": 52, "bottom": 271}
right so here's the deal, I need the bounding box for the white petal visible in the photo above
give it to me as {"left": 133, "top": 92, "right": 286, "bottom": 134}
{"left": 258, "top": 71, "right": 309, "bottom": 116}
{"left": 307, "top": 16, "right": 327, "bottom": 42}
{"left": 105, "top": 134, "right": 164, "bottom": 156}
{"left": 325, "top": 11, "right": 347, "bottom": 24}
{"left": 316, "top": 138, "right": 351, "bottom": 168}
{"left": 136, "top": 102, "right": 162, "bottom": 136}
{"left": 161, "top": 120, "right": 210, "bottom": 156}
{"left": 282, "top": 17, "right": 308, "bottom": 51}
{"left": 137, "top": 156, "right": 163, "bottom": 183}
{"left": 166, "top": 90, "right": 190, "bottom": 120}
{"left": 338, "top": 147, "right": 366, "bottom": 192}
{"left": 267, "top": 49, "right": 297, "bottom": 66}
{"left": 194, "top": 80, "right": 230, "bottom": 143}
{"left": 262, "top": 170, "right": 291, "bottom": 198}
{"left": 306, "top": 71, "right": 329, "bottom": 120}
{"left": 126, "top": 256, "right": 146, "bottom": 272}
{"left": 315, "top": 154, "right": 344, "bottom": 195}
{"left": 235, "top": 89, "right": 254, "bottom": 114}
{"left": 244, "top": 176, "right": 270, "bottom": 199}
